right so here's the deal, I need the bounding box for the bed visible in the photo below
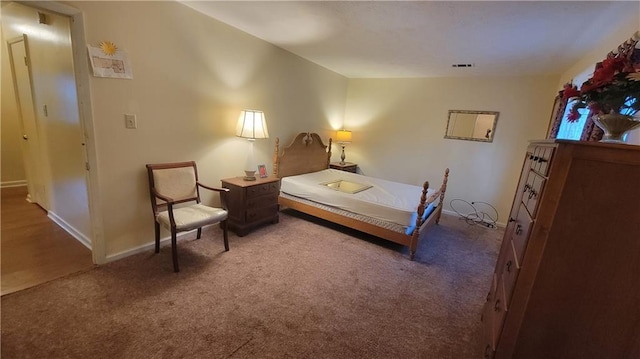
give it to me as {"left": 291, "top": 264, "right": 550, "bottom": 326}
{"left": 273, "top": 132, "right": 449, "bottom": 259}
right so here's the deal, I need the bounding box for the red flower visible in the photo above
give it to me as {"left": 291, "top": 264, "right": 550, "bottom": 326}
{"left": 563, "top": 48, "right": 640, "bottom": 118}
{"left": 567, "top": 110, "right": 581, "bottom": 122}
{"left": 581, "top": 57, "right": 627, "bottom": 92}
{"left": 561, "top": 83, "right": 580, "bottom": 100}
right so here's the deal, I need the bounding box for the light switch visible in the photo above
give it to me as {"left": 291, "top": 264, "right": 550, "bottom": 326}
{"left": 124, "top": 114, "right": 137, "bottom": 129}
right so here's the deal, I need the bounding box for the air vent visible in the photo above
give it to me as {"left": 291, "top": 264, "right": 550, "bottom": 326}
{"left": 451, "top": 63, "right": 475, "bottom": 68}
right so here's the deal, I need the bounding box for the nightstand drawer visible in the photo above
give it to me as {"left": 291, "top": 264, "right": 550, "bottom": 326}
{"left": 247, "top": 181, "right": 280, "bottom": 199}
{"left": 246, "top": 204, "right": 279, "bottom": 222}
{"left": 247, "top": 193, "right": 279, "bottom": 208}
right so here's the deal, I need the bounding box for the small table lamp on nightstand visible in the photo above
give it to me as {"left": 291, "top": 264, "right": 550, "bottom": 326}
{"left": 236, "top": 110, "right": 269, "bottom": 181}
{"left": 336, "top": 130, "right": 352, "bottom": 165}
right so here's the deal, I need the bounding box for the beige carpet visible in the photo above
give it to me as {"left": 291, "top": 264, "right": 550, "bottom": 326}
{"left": 1, "top": 211, "right": 502, "bottom": 358}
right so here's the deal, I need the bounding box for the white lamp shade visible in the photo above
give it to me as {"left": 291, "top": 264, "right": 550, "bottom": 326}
{"left": 236, "top": 110, "right": 269, "bottom": 139}
{"left": 336, "top": 130, "right": 352, "bottom": 143}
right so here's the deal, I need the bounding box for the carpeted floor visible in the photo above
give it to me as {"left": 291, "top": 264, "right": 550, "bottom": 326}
{"left": 0, "top": 211, "right": 502, "bottom": 358}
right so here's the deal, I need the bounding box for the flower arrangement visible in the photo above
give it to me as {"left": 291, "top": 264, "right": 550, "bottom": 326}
{"left": 561, "top": 49, "right": 640, "bottom": 122}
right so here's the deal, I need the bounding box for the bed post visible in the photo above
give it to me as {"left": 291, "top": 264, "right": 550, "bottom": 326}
{"left": 435, "top": 168, "right": 449, "bottom": 224}
{"left": 327, "top": 138, "right": 332, "bottom": 168}
{"left": 409, "top": 180, "right": 430, "bottom": 260}
{"left": 273, "top": 137, "right": 280, "bottom": 177}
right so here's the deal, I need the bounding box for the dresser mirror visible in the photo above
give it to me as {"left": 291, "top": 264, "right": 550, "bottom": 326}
{"left": 445, "top": 110, "right": 499, "bottom": 142}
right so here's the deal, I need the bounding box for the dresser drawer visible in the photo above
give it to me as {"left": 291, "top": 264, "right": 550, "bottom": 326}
{"left": 246, "top": 181, "right": 280, "bottom": 199}
{"left": 501, "top": 242, "right": 520, "bottom": 307}
{"left": 523, "top": 171, "right": 545, "bottom": 217}
{"left": 492, "top": 279, "right": 508, "bottom": 345}
{"left": 246, "top": 193, "right": 278, "bottom": 208}
{"left": 246, "top": 204, "right": 279, "bottom": 222}
{"left": 511, "top": 204, "right": 534, "bottom": 264}
{"left": 529, "top": 146, "right": 554, "bottom": 176}
{"left": 482, "top": 296, "right": 497, "bottom": 358}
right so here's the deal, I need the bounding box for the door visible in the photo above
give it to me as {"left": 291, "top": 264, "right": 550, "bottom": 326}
{"left": 7, "top": 35, "right": 46, "bottom": 208}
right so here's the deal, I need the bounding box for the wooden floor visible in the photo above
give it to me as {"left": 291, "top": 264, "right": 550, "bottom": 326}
{"left": 1, "top": 186, "right": 94, "bottom": 296}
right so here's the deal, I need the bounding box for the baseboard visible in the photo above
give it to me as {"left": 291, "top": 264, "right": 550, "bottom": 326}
{"left": 441, "top": 209, "right": 457, "bottom": 217}
{"left": 47, "top": 211, "right": 93, "bottom": 249}
{"left": 1, "top": 180, "right": 27, "bottom": 188}
{"left": 105, "top": 236, "right": 173, "bottom": 263}
{"left": 441, "top": 209, "right": 505, "bottom": 228}
{"left": 105, "top": 225, "right": 215, "bottom": 263}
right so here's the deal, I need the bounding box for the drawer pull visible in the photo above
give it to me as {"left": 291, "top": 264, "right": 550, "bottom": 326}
{"left": 506, "top": 260, "right": 513, "bottom": 273}
{"left": 484, "top": 344, "right": 493, "bottom": 358}
{"left": 515, "top": 224, "right": 523, "bottom": 235}
{"left": 509, "top": 217, "right": 516, "bottom": 223}
{"left": 528, "top": 190, "right": 537, "bottom": 199}
{"left": 494, "top": 299, "right": 501, "bottom": 312}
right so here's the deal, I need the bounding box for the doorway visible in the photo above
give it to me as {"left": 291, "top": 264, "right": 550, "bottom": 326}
{"left": 1, "top": 2, "right": 99, "bottom": 292}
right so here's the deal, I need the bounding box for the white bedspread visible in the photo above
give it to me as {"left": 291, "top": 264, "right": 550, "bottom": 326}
{"left": 280, "top": 169, "right": 435, "bottom": 227}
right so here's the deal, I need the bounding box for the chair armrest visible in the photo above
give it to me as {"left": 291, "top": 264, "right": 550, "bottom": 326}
{"left": 197, "top": 182, "right": 230, "bottom": 193}
{"left": 197, "top": 182, "right": 229, "bottom": 209}
{"left": 152, "top": 188, "right": 174, "bottom": 203}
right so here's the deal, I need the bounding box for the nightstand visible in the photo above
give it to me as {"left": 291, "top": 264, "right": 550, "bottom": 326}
{"left": 220, "top": 176, "right": 280, "bottom": 236}
{"left": 329, "top": 162, "right": 358, "bottom": 173}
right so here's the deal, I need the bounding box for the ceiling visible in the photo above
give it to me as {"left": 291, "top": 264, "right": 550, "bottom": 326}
{"left": 181, "top": 1, "right": 639, "bottom": 78}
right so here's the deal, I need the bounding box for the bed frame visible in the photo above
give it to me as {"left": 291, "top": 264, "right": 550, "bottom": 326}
{"left": 273, "top": 132, "right": 449, "bottom": 260}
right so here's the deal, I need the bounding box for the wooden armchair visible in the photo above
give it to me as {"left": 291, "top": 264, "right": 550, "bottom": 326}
{"left": 146, "top": 161, "right": 229, "bottom": 272}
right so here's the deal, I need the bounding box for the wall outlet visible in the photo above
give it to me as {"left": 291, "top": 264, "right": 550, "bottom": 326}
{"left": 124, "top": 114, "right": 137, "bottom": 129}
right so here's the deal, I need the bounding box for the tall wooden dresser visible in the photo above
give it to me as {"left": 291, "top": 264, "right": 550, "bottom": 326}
{"left": 482, "top": 140, "right": 640, "bottom": 359}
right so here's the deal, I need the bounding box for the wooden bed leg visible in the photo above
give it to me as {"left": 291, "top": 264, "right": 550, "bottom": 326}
{"left": 436, "top": 168, "right": 450, "bottom": 224}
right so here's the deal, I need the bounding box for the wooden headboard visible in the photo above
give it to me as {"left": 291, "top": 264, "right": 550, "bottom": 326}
{"left": 273, "top": 132, "right": 332, "bottom": 178}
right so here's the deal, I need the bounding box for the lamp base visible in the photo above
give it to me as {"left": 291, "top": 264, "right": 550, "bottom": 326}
{"left": 243, "top": 170, "right": 257, "bottom": 181}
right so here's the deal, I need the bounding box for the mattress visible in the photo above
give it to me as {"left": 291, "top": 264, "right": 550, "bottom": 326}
{"left": 280, "top": 169, "right": 436, "bottom": 228}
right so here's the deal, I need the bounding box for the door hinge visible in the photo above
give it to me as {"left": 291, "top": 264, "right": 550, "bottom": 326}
{"left": 24, "top": 56, "right": 28, "bottom": 66}
{"left": 85, "top": 162, "right": 90, "bottom": 171}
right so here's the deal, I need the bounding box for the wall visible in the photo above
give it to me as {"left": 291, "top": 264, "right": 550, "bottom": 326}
{"left": 1, "top": 3, "right": 91, "bottom": 242}
{"left": 342, "top": 75, "right": 559, "bottom": 223}
{"left": 67, "top": 1, "right": 348, "bottom": 259}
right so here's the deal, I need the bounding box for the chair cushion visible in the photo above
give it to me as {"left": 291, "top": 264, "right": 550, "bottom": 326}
{"left": 157, "top": 204, "right": 228, "bottom": 232}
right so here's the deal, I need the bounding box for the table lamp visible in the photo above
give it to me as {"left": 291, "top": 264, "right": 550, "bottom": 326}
{"left": 336, "top": 130, "right": 352, "bottom": 165}
{"left": 236, "top": 110, "right": 269, "bottom": 180}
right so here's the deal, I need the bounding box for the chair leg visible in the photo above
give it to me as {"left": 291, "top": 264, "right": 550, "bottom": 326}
{"left": 222, "top": 220, "right": 229, "bottom": 251}
{"left": 154, "top": 222, "right": 160, "bottom": 253}
{"left": 171, "top": 231, "right": 179, "bottom": 272}
{"left": 196, "top": 228, "right": 202, "bottom": 239}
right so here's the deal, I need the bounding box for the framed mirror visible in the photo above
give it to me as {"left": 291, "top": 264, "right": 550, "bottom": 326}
{"left": 445, "top": 110, "right": 499, "bottom": 142}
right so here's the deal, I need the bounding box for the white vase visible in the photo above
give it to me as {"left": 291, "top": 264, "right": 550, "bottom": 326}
{"left": 592, "top": 113, "right": 640, "bottom": 143}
